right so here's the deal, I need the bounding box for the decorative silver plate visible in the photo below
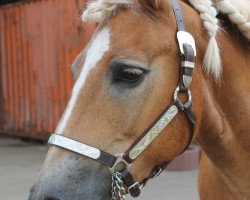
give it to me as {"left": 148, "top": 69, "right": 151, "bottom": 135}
{"left": 48, "top": 134, "right": 101, "bottom": 159}
{"left": 129, "top": 105, "right": 178, "bottom": 160}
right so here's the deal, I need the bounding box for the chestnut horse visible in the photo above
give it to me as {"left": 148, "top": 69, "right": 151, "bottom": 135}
{"left": 28, "top": 0, "right": 250, "bottom": 199}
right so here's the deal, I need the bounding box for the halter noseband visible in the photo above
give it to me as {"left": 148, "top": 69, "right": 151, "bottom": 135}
{"left": 48, "top": 0, "right": 196, "bottom": 199}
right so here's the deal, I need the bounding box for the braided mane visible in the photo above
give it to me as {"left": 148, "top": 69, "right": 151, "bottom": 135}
{"left": 82, "top": 0, "right": 250, "bottom": 81}
{"left": 215, "top": 0, "right": 250, "bottom": 40}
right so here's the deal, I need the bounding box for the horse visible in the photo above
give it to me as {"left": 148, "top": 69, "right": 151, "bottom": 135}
{"left": 28, "top": 0, "right": 250, "bottom": 199}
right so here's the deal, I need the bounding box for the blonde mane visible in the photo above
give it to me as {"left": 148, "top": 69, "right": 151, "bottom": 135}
{"left": 82, "top": 0, "right": 250, "bottom": 81}
{"left": 215, "top": 0, "right": 250, "bottom": 40}
{"left": 82, "top": 0, "right": 132, "bottom": 23}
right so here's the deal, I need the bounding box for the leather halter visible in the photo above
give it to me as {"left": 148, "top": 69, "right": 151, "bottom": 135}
{"left": 48, "top": 0, "right": 196, "bottom": 198}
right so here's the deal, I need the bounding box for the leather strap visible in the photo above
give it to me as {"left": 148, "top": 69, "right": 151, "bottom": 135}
{"left": 171, "top": 0, "right": 195, "bottom": 90}
{"left": 174, "top": 99, "right": 196, "bottom": 153}
{"left": 180, "top": 44, "right": 195, "bottom": 90}
{"left": 140, "top": 160, "right": 172, "bottom": 187}
{"left": 98, "top": 151, "right": 117, "bottom": 168}
{"left": 171, "top": 0, "right": 186, "bottom": 31}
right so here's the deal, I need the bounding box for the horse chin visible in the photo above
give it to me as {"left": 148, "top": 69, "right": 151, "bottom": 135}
{"left": 28, "top": 157, "right": 112, "bottom": 200}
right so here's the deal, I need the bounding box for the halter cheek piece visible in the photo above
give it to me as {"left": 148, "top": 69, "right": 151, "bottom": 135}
{"left": 48, "top": 0, "right": 196, "bottom": 199}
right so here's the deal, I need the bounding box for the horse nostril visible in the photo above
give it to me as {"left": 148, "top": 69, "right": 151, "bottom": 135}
{"left": 30, "top": 185, "right": 36, "bottom": 193}
{"left": 44, "top": 197, "right": 60, "bottom": 200}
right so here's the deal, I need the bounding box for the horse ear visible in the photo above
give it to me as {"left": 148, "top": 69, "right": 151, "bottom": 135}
{"left": 138, "top": 0, "right": 166, "bottom": 10}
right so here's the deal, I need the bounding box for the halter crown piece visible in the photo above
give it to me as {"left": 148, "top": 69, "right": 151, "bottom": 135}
{"left": 48, "top": 0, "right": 196, "bottom": 199}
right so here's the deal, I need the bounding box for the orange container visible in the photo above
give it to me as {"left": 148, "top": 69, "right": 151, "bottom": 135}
{"left": 0, "top": 0, "right": 95, "bottom": 140}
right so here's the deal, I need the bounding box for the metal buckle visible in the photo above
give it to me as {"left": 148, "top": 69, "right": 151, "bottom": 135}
{"left": 128, "top": 182, "right": 140, "bottom": 194}
{"left": 153, "top": 167, "right": 163, "bottom": 178}
{"left": 177, "top": 31, "right": 196, "bottom": 56}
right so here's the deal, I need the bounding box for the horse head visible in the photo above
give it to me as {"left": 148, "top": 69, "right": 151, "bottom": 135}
{"left": 28, "top": 0, "right": 209, "bottom": 199}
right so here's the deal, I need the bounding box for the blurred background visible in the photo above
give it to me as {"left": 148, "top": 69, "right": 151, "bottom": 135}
{"left": 0, "top": 0, "right": 95, "bottom": 138}
{"left": 0, "top": 0, "right": 200, "bottom": 199}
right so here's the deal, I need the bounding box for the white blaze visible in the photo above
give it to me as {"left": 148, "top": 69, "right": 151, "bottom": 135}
{"left": 56, "top": 27, "right": 110, "bottom": 134}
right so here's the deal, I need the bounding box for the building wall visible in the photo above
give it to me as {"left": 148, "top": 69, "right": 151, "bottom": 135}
{"left": 0, "top": 0, "right": 95, "bottom": 139}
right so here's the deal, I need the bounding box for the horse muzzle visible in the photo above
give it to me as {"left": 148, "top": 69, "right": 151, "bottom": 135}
{"left": 28, "top": 155, "right": 112, "bottom": 200}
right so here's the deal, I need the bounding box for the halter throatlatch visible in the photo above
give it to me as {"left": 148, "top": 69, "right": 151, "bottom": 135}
{"left": 48, "top": 0, "right": 196, "bottom": 199}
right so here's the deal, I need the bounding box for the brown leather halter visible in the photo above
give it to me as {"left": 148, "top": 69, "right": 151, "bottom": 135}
{"left": 48, "top": 0, "right": 196, "bottom": 199}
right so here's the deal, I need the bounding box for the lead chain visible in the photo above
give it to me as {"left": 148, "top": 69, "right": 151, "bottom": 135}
{"left": 111, "top": 172, "right": 126, "bottom": 200}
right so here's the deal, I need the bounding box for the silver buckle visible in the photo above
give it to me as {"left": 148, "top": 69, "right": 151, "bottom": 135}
{"left": 177, "top": 31, "right": 196, "bottom": 56}
{"left": 128, "top": 182, "right": 140, "bottom": 194}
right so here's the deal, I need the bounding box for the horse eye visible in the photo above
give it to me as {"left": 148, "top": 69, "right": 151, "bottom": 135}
{"left": 109, "top": 61, "right": 149, "bottom": 88}
{"left": 111, "top": 65, "right": 147, "bottom": 86}
{"left": 121, "top": 68, "right": 144, "bottom": 82}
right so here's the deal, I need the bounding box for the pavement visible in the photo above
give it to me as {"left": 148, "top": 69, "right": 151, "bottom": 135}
{"left": 0, "top": 137, "right": 199, "bottom": 200}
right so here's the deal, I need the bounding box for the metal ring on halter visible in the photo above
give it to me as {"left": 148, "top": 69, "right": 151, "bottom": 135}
{"left": 174, "top": 86, "right": 192, "bottom": 102}
{"left": 110, "top": 153, "right": 130, "bottom": 175}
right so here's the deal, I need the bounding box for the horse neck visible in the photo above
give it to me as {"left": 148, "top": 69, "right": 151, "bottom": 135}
{"left": 197, "top": 17, "right": 250, "bottom": 193}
